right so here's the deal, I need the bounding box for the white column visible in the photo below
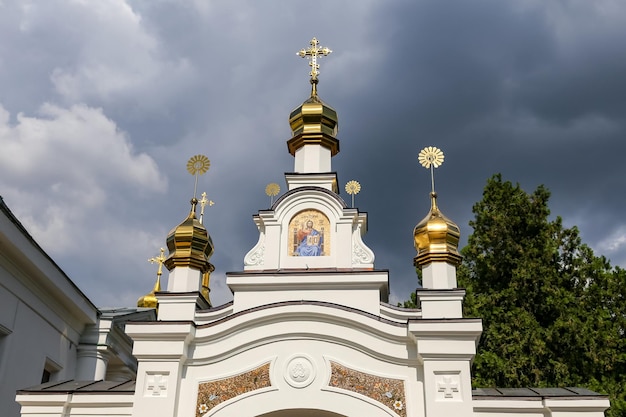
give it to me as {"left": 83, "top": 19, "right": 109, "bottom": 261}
{"left": 75, "top": 346, "right": 110, "bottom": 380}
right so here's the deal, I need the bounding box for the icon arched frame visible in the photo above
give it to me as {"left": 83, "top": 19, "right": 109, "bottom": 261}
{"left": 289, "top": 210, "right": 330, "bottom": 257}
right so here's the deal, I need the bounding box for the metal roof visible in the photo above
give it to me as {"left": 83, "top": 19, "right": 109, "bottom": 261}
{"left": 473, "top": 387, "right": 607, "bottom": 399}
{"left": 18, "top": 380, "right": 135, "bottom": 394}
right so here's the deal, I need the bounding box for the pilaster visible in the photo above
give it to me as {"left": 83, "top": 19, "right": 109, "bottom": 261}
{"left": 157, "top": 292, "right": 210, "bottom": 321}
{"left": 416, "top": 289, "right": 465, "bottom": 319}
{"left": 126, "top": 322, "right": 195, "bottom": 417}
{"left": 409, "top": 319, "right": 482, "bottom": 417}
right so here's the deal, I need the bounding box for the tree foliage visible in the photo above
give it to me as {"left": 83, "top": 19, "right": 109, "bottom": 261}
{"left": 405, "top": 174, "right": 626, "bottom": 416}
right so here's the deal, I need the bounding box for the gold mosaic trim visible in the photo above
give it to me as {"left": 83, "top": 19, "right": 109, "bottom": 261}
{"left": 329, "top": 361, "right": 406, "bottom": 417}
{"left": 196, "top": 363, "right": 271, "bottom": 416}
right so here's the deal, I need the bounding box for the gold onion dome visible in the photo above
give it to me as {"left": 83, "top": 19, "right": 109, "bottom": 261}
{"left": 288, "top": 37, "right": 338, "bottom": 157}
{"left": 164, "top": 198, "right": 214, "bottom": 273}
{"left": 287, "top": 83, "right": 339, "bottom": 156}
{"left": 137, "top": 277, "right": 160, "bottom": 309}
{"left": 413, "top": 192, "right": 462, "bottom": 267}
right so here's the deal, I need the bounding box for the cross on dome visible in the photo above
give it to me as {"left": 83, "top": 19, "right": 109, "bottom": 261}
{"left": 297, "top": 37, "right": 332, "bottom": 95}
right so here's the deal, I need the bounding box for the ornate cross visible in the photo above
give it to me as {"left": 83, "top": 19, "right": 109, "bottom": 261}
{"left": 437, "top": 375, "right": 459, "bottom": 399}
{"left": 297, "top": 37, "right": 332, "bottom": 83}
{"left": 148, "top": 248, "right": 166, "bottom": 278}
{"left": 146, "top": 373, "right": 168, "bottom": 397}
{"left": 199, "top": 191, "right": 214, "bottom": 224}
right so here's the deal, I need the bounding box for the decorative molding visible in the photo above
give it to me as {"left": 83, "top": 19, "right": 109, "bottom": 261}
{"left": 328, "top": 361, "right": 406, "bottom": 417}
{"left": 196, "top": 363, "right": 271, "bottom": 416}
{"left": 145, "top": 372, "right": 169, "bottom": 397}
{"left": 435, "top": 372, "right": 461, "bottom": 401}
{"left": 352, "top": 241, "right": 373, "bottom": 264}
{"left": 284, "top": 354, "right": 316, "bottom": 388}
{"left": 244, "top": 244, "right": 265, "bottom": 266}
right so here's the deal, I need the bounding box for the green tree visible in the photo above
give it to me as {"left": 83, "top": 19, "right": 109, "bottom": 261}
{"left": 405, "top": 174, "right": 626, "bottom": 416}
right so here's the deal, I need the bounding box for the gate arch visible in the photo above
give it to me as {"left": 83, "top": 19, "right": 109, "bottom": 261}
{"left": 206, "top": 387, "right": 400, "bottom": 417}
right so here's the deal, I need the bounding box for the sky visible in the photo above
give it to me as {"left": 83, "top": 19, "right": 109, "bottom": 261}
{"left": 1, "top": 0, "right": 625, "bottom": 308}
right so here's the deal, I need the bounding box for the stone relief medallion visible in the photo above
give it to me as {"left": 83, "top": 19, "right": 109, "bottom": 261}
{"left": 284, "top": 354, "right": 316, "bottom": 388}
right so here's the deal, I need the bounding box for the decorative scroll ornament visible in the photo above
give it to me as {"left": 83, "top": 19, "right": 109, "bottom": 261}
{"left": 418, "top": 146, "right": 444, "bottom": 194}
{"left": 345, "top": 180, "right": 361, "bottom": 207}
{"left": 187, "top": 154, "right": 210, "bottom": 199}
{"left": 265, "top": 182, "right": 280, "bottom": 206}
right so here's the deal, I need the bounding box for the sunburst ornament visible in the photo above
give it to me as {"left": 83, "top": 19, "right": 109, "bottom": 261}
{"left": 265, "top": 183, "right": 280, "bottom": 206}
{"left": 418, "top": 146, "right": 445, "bottom": 194}
{"left": 345, "top": 180, "right": 361, "bottom": 207}
{"left": 418, "top": 146, "right": 444, "bottom": 169}
{"left": 187, "top": 154, "right": 210, "bottom": 175}
{"left": 186, "top": 154, "right": 210, "bottom": 198}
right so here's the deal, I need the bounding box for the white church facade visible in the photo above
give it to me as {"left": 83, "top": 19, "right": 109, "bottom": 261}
{"left": 8, "top": 39, "right": 610, "bottom": 417}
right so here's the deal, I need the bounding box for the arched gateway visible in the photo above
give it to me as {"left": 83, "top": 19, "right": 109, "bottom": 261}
{"left": 15, "top": 37, "right": 609, "bottom": 417}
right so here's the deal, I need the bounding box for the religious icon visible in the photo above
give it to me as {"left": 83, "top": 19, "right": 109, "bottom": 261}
{"left": 289, "top": 210, "right": 330, "bottom": 257}
{"left": 295, "top": 219, "right": 323, "bottom": 256}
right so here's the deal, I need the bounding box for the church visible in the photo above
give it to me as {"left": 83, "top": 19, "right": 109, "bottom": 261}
{"left": 6, "top": 38, "right": 610, "bottom": 417}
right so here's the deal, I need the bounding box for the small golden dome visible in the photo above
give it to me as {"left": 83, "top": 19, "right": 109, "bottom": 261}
{"left": 164, "top": 198, "right": 214, "bottom": 273}
{"left": 414, "top": 192, "right": 462, "bottom": 267}
{"left": 137, "top": 276, "right": 161, "bottom": 308}
{"left": 287, "top": 80, "right": 340, "bottom": 156}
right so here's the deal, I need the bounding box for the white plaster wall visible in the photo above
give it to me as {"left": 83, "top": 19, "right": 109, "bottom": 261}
{"left": 0, "top": 206, "right": 98, "bottom": 417}
{"left": 180, "top": 338, "right": 423, "bottom": 417}
{"left": 244, "top": 187, "right": 374, "bottom": 271}
{"left": 294, "top": 145, "right": 332, "bottom": 173}
{"left": 228, "top": 272, "right": 388, "bottom": 314}
{"left": 0, "top": 261, "right": 86, "bottom": 417}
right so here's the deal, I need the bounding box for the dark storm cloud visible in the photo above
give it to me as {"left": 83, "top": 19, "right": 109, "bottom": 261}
{"left": 1, "top": 1, "right": 624, "bottom": 307}
{"left": 324, "top": 1, "right": 626, "bottom": 299}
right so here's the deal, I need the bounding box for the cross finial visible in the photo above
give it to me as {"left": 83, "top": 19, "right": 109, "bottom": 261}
{"left": 148, "top": 248, "right": 166, "bottom": 278}
{"left": 199, "top": 191, "right": 214, "bottom": 224}
{"left": 297, "top": 37, "right": 332, "bottom": 96}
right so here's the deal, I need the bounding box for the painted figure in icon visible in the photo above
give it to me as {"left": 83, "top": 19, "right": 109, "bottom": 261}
{"left": 295, "top": 220, "right": 323, "bottom": 256}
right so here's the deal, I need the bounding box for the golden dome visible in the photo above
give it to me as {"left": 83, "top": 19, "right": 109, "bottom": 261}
{"left": 164, "top": 198, "right": 214, "bottom": 273}
{"left": 287, "top": 80, "right": 340, "bottom": 156}
{"left": 137, "top": 276, "right": 161, "bottom": 309}
{"left": 413, "top": 192, "right": 462, "bottom": 267}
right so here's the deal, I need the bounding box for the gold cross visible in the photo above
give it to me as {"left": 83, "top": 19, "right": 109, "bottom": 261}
{"left": 199, "top": 192, "right": 214, "bottom": 224}
{"left": 148, "top": 248, "right": 166, "bottom": 277}
{"left": 297, "top": 37, "right": 332, "bottom": 82}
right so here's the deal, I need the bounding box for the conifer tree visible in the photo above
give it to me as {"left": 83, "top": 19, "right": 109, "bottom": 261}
{"left": 403, "top": 174, "right": 626, "bottom": 416}
{"left": 459, "top": 174, "right": 625, "bottom": 417}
